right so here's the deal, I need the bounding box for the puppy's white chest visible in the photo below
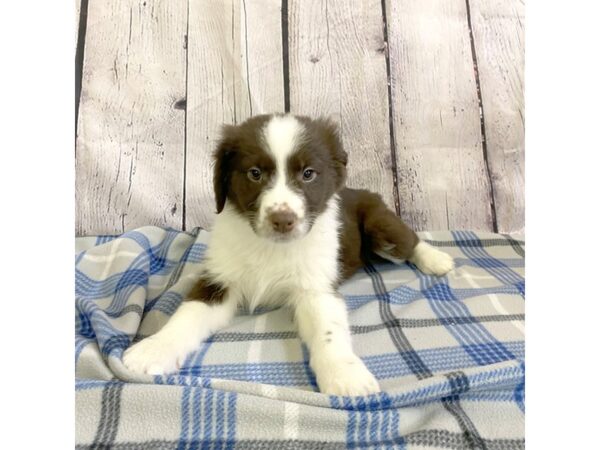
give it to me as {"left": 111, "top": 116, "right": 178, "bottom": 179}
{"left": 204, "top": 203, "right": 341, "bottom": 308}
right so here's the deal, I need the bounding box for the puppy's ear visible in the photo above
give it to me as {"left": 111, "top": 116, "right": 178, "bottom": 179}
{"left": 213, "top": 126, "right": 238, "bottom": 214}
{"left": 317, "top": 118, "right": 348, "bottom": 189}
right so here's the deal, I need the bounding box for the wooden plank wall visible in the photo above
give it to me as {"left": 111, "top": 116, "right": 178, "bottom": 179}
{"left": 288, "top": 0, "right": 397, "bottom": 211}
{"left": 387, "top": 0, "right": 494, "bottom": 231}
{"left": 469, "top": 0, "right": 525, "bottom": 233}
{"left": 76, "top": 0, "right": 187, "bottom": 234}
{"left": 185, "top": 0, "right": 286, "bottom": 229}
{"left": 76, "top": 0, "right": 524, "bottom": 236}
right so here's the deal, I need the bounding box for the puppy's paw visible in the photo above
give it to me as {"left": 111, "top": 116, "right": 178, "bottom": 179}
{"left": 313, "top": 356, "right": 380, "bottom": 396}
{"left": 123, "top": 336, "right": 188, "bottom": 375}
{"left": 410, "top": 242, "right": 454, "bottom": 276}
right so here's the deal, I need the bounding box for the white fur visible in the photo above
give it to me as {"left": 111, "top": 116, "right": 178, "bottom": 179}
{"left": 373, "top": 250, "right": 406, "bottom": 266}
{"left": 123, "top": 299, "right": 236, "bottom": 375}
{"left": 256, "top": 116, "right": 307, "bottom": 238}
{"left": 207, "top": 197, "right": 341, "bottom": 312}
{"left": 294, "top": 291, "right": 380, "bottom": 395}
{"left": 408, "top": 241, "right": 455, "bottom": 275}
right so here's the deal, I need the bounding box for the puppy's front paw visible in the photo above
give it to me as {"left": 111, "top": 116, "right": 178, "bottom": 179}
{"left": 313, "top": 356, "right": 380, "bottom": 396}
{"left": 123, "top": 336, "right": 188, "bottom": 375}
{"left": 410, "top": 242, "right": 454, "bottom": 276}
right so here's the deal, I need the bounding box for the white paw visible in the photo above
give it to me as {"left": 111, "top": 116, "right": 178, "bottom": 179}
{"left": 313, "top": 356, "right": 380, "bottom": 396}
{"left": 410, "top": 242, "right": 454, "bottom": 276}
{"left": 122, "top": 336, "right": 189, "bottom": 375}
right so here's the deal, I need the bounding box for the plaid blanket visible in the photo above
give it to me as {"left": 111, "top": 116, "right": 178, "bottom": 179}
{"left": 75, "top": 227, "right": 525, "bottom": 449}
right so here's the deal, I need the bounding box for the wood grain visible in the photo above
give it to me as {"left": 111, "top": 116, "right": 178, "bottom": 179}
{"left": 185, "top": 0, "right": 285, "bottom": 230}
{"left": 75, "top": 0, "right": 187, "bottom": 235}
{"left": 287, "top": 0, "right": 397, "bottom": 212}
{"left": 469, "top": 0, "right": 525, "bottom": 234}
{"left": 386, "top": 0, "right": 494, "bottom": 231}
{"left": 74, "top": 0, "right": 525, "bottom": 235}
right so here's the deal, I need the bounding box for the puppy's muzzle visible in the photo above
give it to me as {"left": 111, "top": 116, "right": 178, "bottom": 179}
{"left": 268, "top": 210, "right": 298, "bottom": 234}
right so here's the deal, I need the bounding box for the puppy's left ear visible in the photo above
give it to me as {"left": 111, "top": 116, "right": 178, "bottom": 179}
{"left": 317, "top": 118, "right": 348, "bottom": 189}
{"left": 213, "top": 126, "right": 238, "bottom": 214}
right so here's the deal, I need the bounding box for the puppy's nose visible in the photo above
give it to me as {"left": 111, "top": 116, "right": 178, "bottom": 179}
{"left": 269, "top": 210, "right": 297, "bottom": 233}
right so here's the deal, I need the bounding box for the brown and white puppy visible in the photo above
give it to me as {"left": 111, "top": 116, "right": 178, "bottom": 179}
{"left": 123, "top": 114, "right": 454, "bottom": 395}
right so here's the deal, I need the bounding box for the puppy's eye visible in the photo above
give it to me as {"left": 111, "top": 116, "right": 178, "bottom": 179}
{"left": 302, "top": 168, "right": 316, "bottom": 182}
{"left": 247, "top": 167, "right": 262, "bottom": 182}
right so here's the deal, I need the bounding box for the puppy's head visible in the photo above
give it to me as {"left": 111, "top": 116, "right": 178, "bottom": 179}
{"left": 213, "top": 114, "right": 347, "bottom": 242}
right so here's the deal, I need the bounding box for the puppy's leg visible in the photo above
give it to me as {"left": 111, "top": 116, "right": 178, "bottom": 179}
{"left": 123, "top": 280, "right": 237, "bottom": 375}
{"left": 294, "top": 291, "right": 380, "bottom": 396}
{"left": 360, "top": 191, "right": 454, "bottom": 276}
{"left": 408, "top": 241, "right": 454, "bottom": 276}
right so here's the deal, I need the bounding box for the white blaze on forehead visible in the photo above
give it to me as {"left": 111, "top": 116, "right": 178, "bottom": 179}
{"left": 259, "top": 115, "right": 306, "bottom": 222}
{"left": 262, "top": 115, "right": 305, "bottom": 163}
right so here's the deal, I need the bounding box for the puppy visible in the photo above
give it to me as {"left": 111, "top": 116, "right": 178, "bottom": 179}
{"left": 123, "top": 114, "right": 454, "bottom": 395}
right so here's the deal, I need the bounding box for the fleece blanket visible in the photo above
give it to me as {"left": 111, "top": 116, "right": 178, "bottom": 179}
{"left": 75, "top": 227, "right": 525, "bottom": 449}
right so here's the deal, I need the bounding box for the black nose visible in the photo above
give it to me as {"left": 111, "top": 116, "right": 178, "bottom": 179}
{"left": 269, "top": 210, "right": 297, "bottom": 233}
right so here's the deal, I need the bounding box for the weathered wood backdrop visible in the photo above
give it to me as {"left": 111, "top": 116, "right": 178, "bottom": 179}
{"left": 75, "top": 0, "right": 524, "bottom": 236}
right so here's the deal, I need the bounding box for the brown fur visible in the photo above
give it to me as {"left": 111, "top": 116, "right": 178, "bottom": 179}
{"left": 213, "top": 115, "right": 273, "bottom": 217}
{"left": 186, "top": 274, "right": 227, "bottom": 304}
{"left": 286, "top": 117, "right": 347, "bottom": 224}
{"left": 338, "top": 188, "right": 420, "bottom": 282}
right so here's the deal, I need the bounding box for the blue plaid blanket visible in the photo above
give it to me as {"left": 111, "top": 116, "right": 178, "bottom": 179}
{"left": 75, "top": 227, "right": 525, "bottom": 449}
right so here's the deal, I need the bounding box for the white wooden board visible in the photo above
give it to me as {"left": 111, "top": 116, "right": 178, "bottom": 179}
{"left": 470, "top": 0, "right": 525, "bottom": 234}
{"left": 76, "top": 0, "right": 81, "bottom": 39}
{"left": 185, "top": 0, "right": 285, "bottom": 230}
{"left": 287, "top": 0, "right": 397, "bottom": 212}
{"left": 386, "top": 0, "right": 495, "bottom": 231}
{"left": 76, "top": 0, "right": 187, "bottom": 235}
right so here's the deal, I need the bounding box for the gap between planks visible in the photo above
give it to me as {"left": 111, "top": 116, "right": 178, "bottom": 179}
{"left": 182, "top": 0, "right": 190, "bottom": 231}
{"left": 281, "top": 0, "right": 290, "bottom": 112}
{"left": 75, "top": 0, "right": 89, "bottom": 139}
{"left": 380, "top": 0, "right": 401, "bottom": 217}
{"left": 465, "top": 0, "right": 498, "bottom": 232}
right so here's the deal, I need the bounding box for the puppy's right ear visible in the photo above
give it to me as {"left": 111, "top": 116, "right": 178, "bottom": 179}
{"left": 316, "top": 117, "right": 348, "bottom": 189}
{"left": 213, "top": 126, "right": 238, "bottom": 214}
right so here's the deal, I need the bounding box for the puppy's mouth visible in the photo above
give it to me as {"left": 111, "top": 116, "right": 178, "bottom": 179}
{"left": 253, "top": 209, "right": 309, "bottom": 242}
